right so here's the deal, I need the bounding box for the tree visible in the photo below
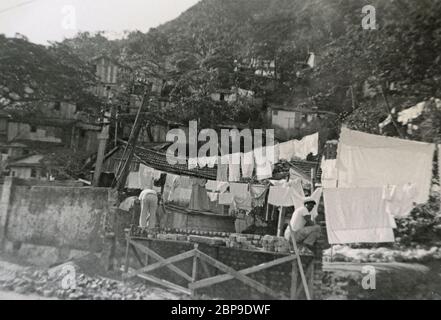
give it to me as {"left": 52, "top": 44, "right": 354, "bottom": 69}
{"left": 0, "top": 35, "right": 101, "bottom": 113}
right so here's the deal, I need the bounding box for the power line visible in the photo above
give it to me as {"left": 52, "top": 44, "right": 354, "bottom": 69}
{"left": 0, "top": 0, "right": 40, "bottom": 15}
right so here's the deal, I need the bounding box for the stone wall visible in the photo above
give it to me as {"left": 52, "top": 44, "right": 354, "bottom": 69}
{"left": 0, "top": 177, "right": 116, "bottom": 265}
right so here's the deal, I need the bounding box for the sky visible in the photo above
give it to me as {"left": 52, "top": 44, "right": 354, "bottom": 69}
{"left": 0, "top": 0, "right": 200, "bottom": 44}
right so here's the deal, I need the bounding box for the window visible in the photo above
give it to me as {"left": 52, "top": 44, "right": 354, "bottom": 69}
{"left": 31, "top": 168, "right": 37, "bottom": 178}
{"left": 80, "top": 130, "right": 86, "bottom": 138}
{"left": 11, "top": 171, "right": 15, "bottom": 177}
{"left": 54, "top": 102, "right": 61, "bottom": 111}
{"left": 30, "top": 125, "right": 37, "bottom": 133}
{"left": 273, "top": 110, "right": 279, "bottom": 116}
{"left": 220, "top": 93, "right": 225, "bottom": 101}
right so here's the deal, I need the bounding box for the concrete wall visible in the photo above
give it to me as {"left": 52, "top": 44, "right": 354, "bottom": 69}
{"left": 0, "top": 177, "right": 115, "bottom": 259}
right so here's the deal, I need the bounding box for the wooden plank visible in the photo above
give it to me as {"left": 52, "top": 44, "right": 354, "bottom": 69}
{"left": 296, "top": 260, "right": 314, "bottom": 299}
{"left": 290, "top": 259, "right": 298, "bottom": 300}
{"left": 195, "top": 250, "right": 288, "bottom": 300}
{"left": 126, "top": 247, "right": 196, "bottom": 279}
{"left": 309, "top": 260, "right": 315, "bottom": 300}
{"left": 123, "top": 231, "right": 131, "bottom": 273}
{"left": 137, "top": 274, "right": 191, "bottom": 296}
{"left": 130, "top": 244, "right": 145, "bottom": 267}
{"left": 191, "top": 244, "right": 199, "bottom": 298}
{"left": 276, "top": 207, "right": 285, "bottom": 237}
{"left": 190, "top": 254, "right": 296, "bottom": 290}
{"left": 288, "top": 226, "right": 311, "bottom": 300}
{"left": 129, "top": 241, "right": 193, "bottom": 282}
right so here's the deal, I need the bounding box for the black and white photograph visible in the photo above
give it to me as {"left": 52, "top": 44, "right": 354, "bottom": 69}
{"left": 0, "top": 0, "right": 440, "bottom": 305}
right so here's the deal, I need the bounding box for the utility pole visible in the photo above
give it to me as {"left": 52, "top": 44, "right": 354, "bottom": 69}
{"left": 92, "top": 124, "right": 110, "bottom": 186}
{"left": 113, "top": 85, "right": 151, "bottom": 191}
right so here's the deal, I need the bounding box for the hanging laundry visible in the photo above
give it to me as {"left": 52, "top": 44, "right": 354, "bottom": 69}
{"left": 163, "top": 173, "right": 180, "bottom": 203}
{"left": 218, "top": 192, "right": 234, "bottom": 205}
{"left": 382, "top": 183, "right": 418, "bottom": 218}
{"left": 228, "top": 153, "right": 241, "bottom": 182}
{"left": 207, "top": 192, "right": 219, "bottom": 202}
{"left": 206, "top": 156, "right": 218, "bottom": 168}
{"left": 205, "top": 180, "right": 229, "bottom": 193}
{"left": 139, "top": 164, "right": 154, "bottom": 188}
{"left": 250, "top": 184, "right": 268, "bottom": 207}
{"left": 293, "top": 133, "right": 319, "bottom": 160}
{"left": 189, "top": 178, "right": 210, "bottom": 211}
{"left": 254, "top": 147, "right": 272, "bottom": 180}
{"left": 336, "top": 127, "right": 435, "bottom": 204}
{"left": 279, "top": 140, "right": 294, "bottom": 161}
{"left": 198, "top": 156, "right": 208, "bottom": 168}
{"left": 188, "top": 158, "right": 198, "bottom": 170}
{"left": 217, "top": 155, "right": 229, "bottom": 182}
{"left": 127, "top": 171, "right": 141, "bottom": 189}
{"left": 268, "top": 186, "right": 294, "bottom": 207}
{"left": 321, "top": 158, "right": 338, "bottom": 188}
{"left": 309, "top": 187, "right": 323, "bottom": 221}
{"left": 241, "top": 152, "right": 254, "bottom": 178}
{"left": 323, "top": 188, "right": 395, "bottom": 244}
{"left": 230, "top": 183, "right": 252, "bottom": 211}
{"left": 397, "top": 102, "right": 425, "bottom": 125}
{"left": 170, "top": 176, "right": 192, "bottom": 207}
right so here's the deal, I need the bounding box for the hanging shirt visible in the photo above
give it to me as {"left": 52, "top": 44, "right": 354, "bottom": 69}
{"left": 163, "top": 173, "right": 180, "bottom": 203}
{"left": 218, "top": 192, "right": 234, "bottom": 205}
{"left": 230, "top": 183, "right": 252, "bottom": 211}
{"left": 241, "top": 152, "right": 255, "bottom": 178}
{"left": 254, "top": 148, "right": 272, "bottom": 180}
{"left": 139, "top": 164, "right": 154, "bottom": 189}
{"left": 336, "top": 127, "right": 435, "bottom": 204}
{"left": 323, "top": 187, "right": 395, "bottom": 244}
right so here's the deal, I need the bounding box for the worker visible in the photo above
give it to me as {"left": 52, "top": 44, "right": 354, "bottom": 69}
{"left": 284, "top": 197, "right": 321, "bottom": 253}
{"left": 138, "top": 188, "right": 159, "bottom": 229}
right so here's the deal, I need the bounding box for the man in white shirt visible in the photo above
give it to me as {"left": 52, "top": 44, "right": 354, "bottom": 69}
{"left": 284, "top": 198, "right": 321, "bottom": 252}
{"left": 139, "top": 189, "right": 159, "bottom": 228}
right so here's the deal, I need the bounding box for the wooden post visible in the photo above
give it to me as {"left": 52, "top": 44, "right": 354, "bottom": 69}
{"left": 290, "top": 260, "right": 298, "bottom": 300}
{"left": 123, "top": 228, "right": 131, "bottom": 274}
{"left": 92, "top": 125, "right": 109, "bottom": 186}
{"left": 145, "top": 241, "right": 150, "bottom": 266}
{"left": 191, "top": 244, "right": 199, "bottom": 298}
{"left": 277, "top": 207, "right": 285, "bottom": 237}
{"left": 288, "top": 225, "right": 311, "bottom": 300}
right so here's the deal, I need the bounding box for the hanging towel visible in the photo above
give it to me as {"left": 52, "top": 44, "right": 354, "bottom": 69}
{"left": 219, "top": 192, "right": 234, "bottom": 205}
{"left": 323, "top": 188, "right": 395, "bottom": 244}
{"left": 228, "top": 153, "right": 241, "bottom": 182}
{"left": 189, "top": 178, "right": 210, "bottom": 211}
{"left": 241, "top": 152, "right": 255, "bottom": 178}
{"left": 170, "top": 176, "right": 192, "bottom": 207}
{"left": 268, "top": 186, "right": 294, "bottom": 207}
{"left": 337, "top": 127, "right": 435, "bottom": 204}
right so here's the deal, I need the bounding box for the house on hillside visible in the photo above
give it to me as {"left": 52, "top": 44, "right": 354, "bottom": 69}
{"left": 91, "top": 55, "right": 132, "bottom": 100}
{"left": 8, "top": 154, "right": 48, "bottom": 180}
{"left": 267, "top": 104, "right": 336, "bottom": 140}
